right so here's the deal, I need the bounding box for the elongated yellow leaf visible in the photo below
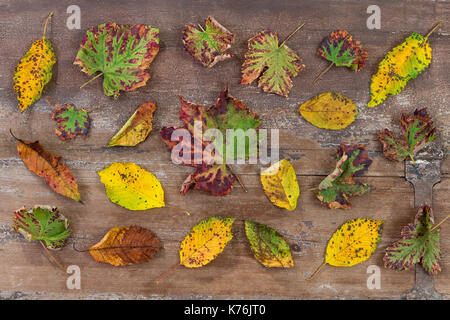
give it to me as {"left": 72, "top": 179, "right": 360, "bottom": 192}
{"left": 180, "top": 216, "right": 235, "bottom": 268}
{"left": 98, "top": 162, "right": 164, "bottom": 210}
{"left": 13, "top": 13, "right": 56, "bottom": 112}
{"left": 299, "top": 92, "right": 358, "bottom": 130}
{"left": 260, "top": 159, "right": 299, "bottom": 211}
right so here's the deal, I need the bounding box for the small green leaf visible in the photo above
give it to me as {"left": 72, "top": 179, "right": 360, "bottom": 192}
{"left": 52, "top": 104, "right": 90, "bottom": 141}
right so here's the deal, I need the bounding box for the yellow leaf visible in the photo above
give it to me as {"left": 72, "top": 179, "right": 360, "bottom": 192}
{"left": 13, "top": 12, "right": 56, "bottom": 112}
{"left": 299, "top": 92, "right": 358, "bottom": 130}
{"left": 98, "top": 162, "right": 165, "bottom": 210}
{"left": 107, "top": 102, "right": 157, "bottom": 147}
{"left": 180, "top": 216, "right": 235, "bottom": 268}
{"left": 260, "top": 159, "right": 299, "bottom": 211}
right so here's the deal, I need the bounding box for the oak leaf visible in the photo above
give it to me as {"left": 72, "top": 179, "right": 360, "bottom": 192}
{"left": 13, "top": 12, "right": 56, "bottom": 112}
{"left": 52, "top": 104, "right": 90, "bottom": 141}
{"left": 182, "top": 16, "right": 234, "bottom": 67}
{"left": 88, "top": 226, "right": 162, "bottom": 267}
{"left": 108, "top": 102, "right": 156, "bottom": 147}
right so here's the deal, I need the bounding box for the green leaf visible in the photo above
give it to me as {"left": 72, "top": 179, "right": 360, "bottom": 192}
{"left": 182, "top": 16, "right": 234, "bottom": 67}
{"left": 317, "top": 142, "right": 372, "bottom": 209}
{"left": 51, "top": 104, "right": 90, "bottom": 141}
{"left": 241, "top": 30, "right": 305, "bottom": 97}
{"left": 384, "top": 205, "right": 441, "bottom": 275}
{"left": 13, "top": 205, "right": 70, "bottom": 250}
{"left": 74, "top": 23, "right": 160, "bottom": 98}
{"left": 378, "top": 108, "right": 436, "bottom": 161}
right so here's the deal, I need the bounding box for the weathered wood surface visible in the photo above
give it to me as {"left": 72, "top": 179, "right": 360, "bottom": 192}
{"left": 0, "top": 0, "right": 449, "bottom": 299}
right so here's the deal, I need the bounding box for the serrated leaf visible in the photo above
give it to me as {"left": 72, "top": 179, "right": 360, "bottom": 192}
{"left": 182, "top": 16, "right": 234, "bottom": 67}
{"left": 317, "top": 30, "right": 368, "bottom": 71}
{"left": 98, "top": 162, "right": 165, "bottom": 211}
{"left": 317, "top": 142, "right": 372, "bottom": 209}
{"left": 13, "top": 13, "right": 56, "bottom": 112}
{"left": 367, "top": 24, "right": 440, "bottom": 107}
{"left": 378, "top": 108, "right": 436, "bottom": 161}
{"left": 13, "top": 205, "right": 70, "bottom": 250}
{"left": 14, "top": 135, "right": 81, "bottom": 202}
{"left": 241, "top": 30, "right": 305, "bottom": 97}
{"left": 161, "top": 88, "right": 261, "bottom": 196}
{"left": 89, "top": 226, "right": 162, "bottom": 267}
{"left": 384, "top": 205, "right": 441, "bottom": 275}
{"left": 74, "top": 22, "right": 159, "bottom": 98}
{"left": 108, "top": 102, "right": 156, "bottom": 147}
{"left": 180, "top": 216, "right": 235, "bottom": 268}
{"left": 51, "top": 104, "right": 90, "bottom": 141}
{"left": 260, "top": 159, "right": 299, "bottom": 211}
{"left": 299, "top": 92, "right": 358, "bottom": 130}
{"left": 245, "top": 220, "right": 294, "bottom": 268}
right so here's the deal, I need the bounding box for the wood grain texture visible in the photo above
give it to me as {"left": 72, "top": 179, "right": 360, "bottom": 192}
{"left": 0, "top": 0, "right": 448, "bottom": 299}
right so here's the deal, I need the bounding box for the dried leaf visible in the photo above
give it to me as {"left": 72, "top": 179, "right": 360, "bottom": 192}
{"left": 51, "top": 104, "right": 90, "bottom": 141}
{"left": 180, "top": 216, "right": 235, "bottom": 267}
{"left": 13, "top": 134, "right": 81, "bottom": 202}
{"left": 74, "top": 23, "right": 159, "bottom": 97}
{"left": 241, "top": 30, "right": 305, "bottom": 97}
{"left": 98, "top": 162, "right": 165, "bottom": 211}
{"left": 299, "top": 92, "right": 358, "bottom": 130}
{"left": 14, "top": 13, "right": 56, "bottom": 111}
{"left": 317, "top": 142, "right": 372, "bottom": 209}
{"left": 13, "top": 205, "right": 70, "bottom": 250}
{"left": 161, "top": 88, "right": 261, "bottom": 196}
{"left": 260, "top": 159, "right": 299, "bottom": 211}
{"left": 89, "top": 226, "right": 162, "bottom": 267}
{"left": 245, "top": 220, "right": 294, "bottom": 268}
{"left": 378, "top": 108, "right": 436, "bottom": 162}
{"left": 182, "top": 16, "right": 234, "bottom": 67}
{"left": 108, "top": 102, "right": 156, "bottom": 147}
{"left": 384, "top": 205, "right": 441, "bottom": 275}
{"left": 367, "top": 23, "right": 440, "bottom": 107}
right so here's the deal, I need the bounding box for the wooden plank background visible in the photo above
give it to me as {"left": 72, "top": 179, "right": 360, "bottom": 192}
{"left": 0, "top": 0, "right": 449, "bottom": 299}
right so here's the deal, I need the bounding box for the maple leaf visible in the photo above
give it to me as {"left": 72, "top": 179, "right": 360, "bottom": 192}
{"left": 161, "top": 89, "right": 261, "bottom": 196}
{"left": 182, "top": 16, "right": 234, "bottom": 67}
{"left": 87, "top": 226, "right": 162, "bottom": 267}
{"left": 13, "top": 12, "right": 56, "bottom": 112}
{"left": 74, "top": 22, "right": 159, "bottom": 98}
{"left": 317, "top": 142, "right": 373, "bottom": 209}
{"left": 368, "top": 23, "right": 441, "bottom": 107}
{"left": 51, "top": 104, "right": 90, "bottom": 141}
{"left": 13, "top": 205, "right": 70, "bottom": 250}
{"left": 241, "top": 26, "right": 305, "bottom": 97}
{"left": 378, "top": 108, "right": 436, "bottom": 162}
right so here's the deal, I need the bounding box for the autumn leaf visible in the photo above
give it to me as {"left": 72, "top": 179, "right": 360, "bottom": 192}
{"left": 307, "top": 218, "right": 383, "bottom": 280}
{"left": 314, "top": 30, "right": 368, "bottom": 82}
{"left": 13, "top": 205, "right": 70, "bottom": 250}
{"left": 317, "top": 142, "right": 373, "bottom": 209}
{"left": 161, "top": 88, "right": 261, "bottom": 196}
{"left": 86, "top": 226, "right": 162, "bottom": 267}
{"left": 384, "top": 205, "right": 441, "bottom": 275}
{"left": 12, "top": 132, "right": 81, "bottom": 202}
{"left": 260, "top": 159, "right": 299, "bottom": 211}
{"left": 378, "top": 108, "right": 436, "bottom": 163}
{"left": 299, "top": 92, "right": 358, "bottom": 130}
{"left": 74, "top": 22, "right": 160, "bottom": 98}
{"left": 51, "top": 104, "right": 90, "bottom": 141}
{"left": 367, "top": 23, "right": 441, "bottom": 108}
{"left": 108, "top": 102, "right": 156, "bottom": 147}
{"left": 245, "top": 220, "right": 294, "bottom": 268}
{"left": 182, "top": 16, "right": 234, "bottom": 67}
{"left": 13, "top": 12, "right": 56, "bottom": 112}
{"left": 241, "top": 24, "right": 305, "bottom": 97}
{"left": 98, "top": 162, "right": 165, "bottom": 211}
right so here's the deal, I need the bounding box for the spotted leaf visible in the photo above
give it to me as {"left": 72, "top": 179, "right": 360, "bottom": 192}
{"left": 51, "top": 104, "right": 90, "bottom": 141}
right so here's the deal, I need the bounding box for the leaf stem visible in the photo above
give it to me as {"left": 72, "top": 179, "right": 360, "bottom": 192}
{"left": 80, "top": 72, "right": 104, "bottom": 89}
{"left": 155, "top": 262, "right": 180, "bottom": 284}
{"left": 424, "top": 22, "right": 442, "bottom": 41}
{"left": 409, "top": 154, "right": 416, "bottom": 166}
{"left": 431, "top": 213, "right": 450, "bottom": 232}
{"left": 227, "top": 164, "right": 247, "bottom": 192}
{"left": 197, "top": 24, "right": 206, "bottom": 32}
{"left": 42, "top": 12, "right": 53, "bottom": 39}
{"left": 165, "top": 205, "right": 191, "bottom": 216}
{"left": 306, "top": 261, "right": 327, "bottom": 281}
{"left": 313, "top": 62, "right": 334, "bottom": 83}
{"left": 39, "top": 240, "right": 66, "bottom": 272}
{"left": 280, "top": 23, "right": 306, "bottom": 47}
